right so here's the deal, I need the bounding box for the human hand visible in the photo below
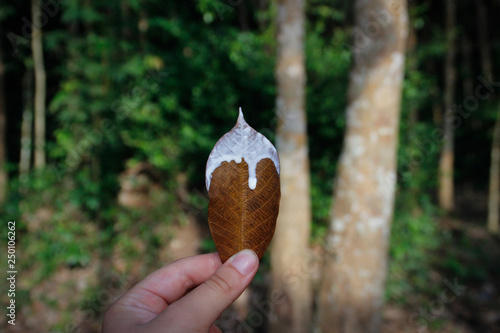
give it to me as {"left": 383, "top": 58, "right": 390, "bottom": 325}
{"left": 102, "top": 250, "right": 259, "bottom": 333}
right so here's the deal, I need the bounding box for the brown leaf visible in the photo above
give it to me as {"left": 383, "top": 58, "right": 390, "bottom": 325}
{"left": 206, "top": 109, "right": 280, "bottom": 262}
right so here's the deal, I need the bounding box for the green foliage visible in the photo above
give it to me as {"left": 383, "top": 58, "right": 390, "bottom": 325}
{"left": 386, "top": 2, "right": 446, "bottom": 304}
{"left": 307, "top": 25, "right": 350, "bottom": 235}
{"left": 6, "top": 171, "right": 99, "bottom": 282}
{"left": 387, "top": 199, "right": 440, "bottom": 303}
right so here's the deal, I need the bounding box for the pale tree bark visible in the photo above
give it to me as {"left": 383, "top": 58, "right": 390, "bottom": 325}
{"left": 478, "top": 0, "right": 500, "bottom": 234}
{"left": 0, "top": 25, "right": 7, "bottom": 204}
{"left": 488, "top": 116, "right": 500, "bottom": 235}
{"left": 438, "top": 0, "right": 457, "bottom": 212}
{"left": 317, "top": 1, "right": 408, "bottom": 332}
{"left": 20, "top": 70, "right": 34, "bottom": 177}
{"left": 32, "top": 0, "right": 47, "bottom": 168}
{"left": 270, "top": 0, "right": 312, "bottom": 332}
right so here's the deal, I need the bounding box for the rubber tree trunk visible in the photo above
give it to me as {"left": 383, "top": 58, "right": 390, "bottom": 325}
{"left": 478, "top": 0, "right": 500, "bottom": 234}
{"left": 438, "top": 0, "right": 457, "bottom": 213}
{"left": 32, "top": 0, "right": 47, "bottom": 169}
{"left": 270, "top": 0, "right": 312, "bottom": 332}
{"left": 317, "top": 1, "right": 408, "bottom": 332}
{"left": 20, "top": 70, "right": 34, "bottom": 177}
{"left": 488, "top": 114, "right": 500, "bottom": 235}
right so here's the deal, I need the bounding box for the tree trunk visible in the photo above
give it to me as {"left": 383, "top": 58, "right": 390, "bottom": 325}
{"left": 477, "top": 0, "right": 492, "bottom": 76}
{"left": 20, "top": 70, "right": 34, "bottom": 177}
{"left": 488, "top": 111, "right": 500, "bottom": 235}
{"left": 0, "top": 25, "right": 7, "bottom": 204}
{"left": 270, "top": 0, "right": 312, "bottom": 332}
{"left": 438, "top": 0, "right": 457, "bottom": 212}
{"left": 32, "top": 0, "right": 47, "bottom": 169}
{"left": 461, "top": 36, "right": 473, "bottom": 98}
{"left": 317, "top": 1, "right": 408, "bottom": 332}
{"left": 427, "top": 61, "right": 443, "bottom": 126}
{"left": 478, "top": 0, "right": 500, "bottom": 234}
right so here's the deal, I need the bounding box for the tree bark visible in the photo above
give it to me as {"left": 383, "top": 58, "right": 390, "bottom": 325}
{"left": 438, "top": 0, "right": 457, "bottom": 212}
{"left": 478, "top": 0, "right": 500, "bottom": 234}
{"left": 270, "top": 0, "right": 312, "bottom": 332}
{"left": 317, "top": 1, "right": 408, "bottom": 332}
{"left": 20, "top": 70, "right": 34, "bottom": 177}
{"left": 32, "top": 0, "right": 47, "bottom": 168}
{"left": 0, "top": 25, "right": 7, "bottom": 204}
{"left": 488, "top": 111, "right": 500, "bottom": 235}
{"left": 477, "top": 0, "right": 492, "bottom": 76}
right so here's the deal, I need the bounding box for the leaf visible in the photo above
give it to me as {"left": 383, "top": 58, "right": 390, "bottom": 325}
{"left": 206, "top": 108, "right": 280, "bottom": 262}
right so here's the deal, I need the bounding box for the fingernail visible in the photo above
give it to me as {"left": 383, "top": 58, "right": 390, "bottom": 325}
{"left": 229, "top": 249, "right": 258, "bottom": 275}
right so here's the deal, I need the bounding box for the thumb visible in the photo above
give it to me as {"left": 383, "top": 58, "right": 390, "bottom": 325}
{"left": 149, "top": 249, "right": 259, "bottom": 331}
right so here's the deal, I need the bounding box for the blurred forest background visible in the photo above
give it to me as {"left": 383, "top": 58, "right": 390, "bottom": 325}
{"left": 1, "top": 0, "right": 500, "bottom": 332}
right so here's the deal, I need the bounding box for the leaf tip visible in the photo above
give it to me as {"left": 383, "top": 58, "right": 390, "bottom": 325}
{"left": 238, "top": 107, "right": 244, "bottom": 122}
